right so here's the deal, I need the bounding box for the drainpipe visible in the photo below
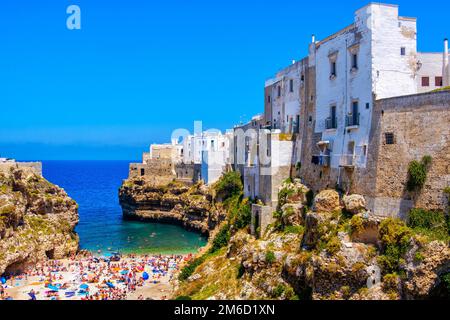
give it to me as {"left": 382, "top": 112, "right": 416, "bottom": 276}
{"left": 444, "top": 38, "right": 449, "bottom": 87}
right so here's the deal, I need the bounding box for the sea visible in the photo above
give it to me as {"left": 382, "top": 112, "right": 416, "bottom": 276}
{"left": 41, "top": 161, "right": 207, "bottom": 255}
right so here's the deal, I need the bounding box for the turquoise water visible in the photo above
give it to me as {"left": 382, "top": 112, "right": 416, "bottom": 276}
{"left": 42, "top": 161, "right": 207, "bottom": 255}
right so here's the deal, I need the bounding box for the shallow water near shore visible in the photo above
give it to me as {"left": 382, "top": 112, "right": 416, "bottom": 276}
{"left": 41, "top": 160, "right": 207, "bottom": 255}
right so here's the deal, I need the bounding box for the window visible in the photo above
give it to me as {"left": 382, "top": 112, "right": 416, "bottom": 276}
{"left": 327, "top": 105, "right": 337, "bottom": 129}
{"left": 435, "top": 76, "right": 443, "bottom": 87}
{"left": 289, "top": 79, "right": 294, "bottom": 92}
{"left": 385, "top": 133, "right": 395, "bottom": 145}
{"left": 366, "top": 102, "right": 370, "bottom": 109}
{"left": 277, "top": 86, "right": 281, "bottom": 97}
{"left": 351, "top": 53, "right": 358, "bottom": 69}
{"left": 352, "top": 101, "right": 359, "bottom": 116}
{"left": 401, "top": 47, "right": 406, "bottom": 56}
{"left": 301, "top": 74, "right": 305, "bottom": 82}
{"left": 267, "top": 95, "right": 271, "bottom": 103}
{"left": 330, "top": 61, "right": 337, "bottom": 77}
{"left": 347, "top": 101, "right": 359, "bottom": 127}
{"left": 422, "top": 77, "right": 430, "bottom": 87}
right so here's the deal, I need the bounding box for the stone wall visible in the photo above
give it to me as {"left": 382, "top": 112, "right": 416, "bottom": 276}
{"left": 355, "top": 91, "right": 450, "bottom": 218}
{"left": 251, "top": 204, "right": 274, "bottom": 237}
{"left": 175, "top": 163, "right": 201, "bottom": 185}
{"left": 0, "top": 162, "right": 42, "bottom": 176}
{"left": 128, "top": 159, "right": 176, "bottom": 185}
{"left": 300, "top": 90, "right": 449, "bottom": 219}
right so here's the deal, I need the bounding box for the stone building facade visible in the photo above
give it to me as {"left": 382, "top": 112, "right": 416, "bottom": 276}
{"left": 232, "top": 3, "right": 449, "bottom": 235}
{"left": 351, "top": 91, "right": 450, "bottom": 218}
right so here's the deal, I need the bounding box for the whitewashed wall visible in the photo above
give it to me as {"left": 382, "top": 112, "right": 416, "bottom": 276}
{"left": 417, "top": 52, "right": 445, "bottom": 93}
{"left": 314, "top": 3, "right": 426, "bottom": 170}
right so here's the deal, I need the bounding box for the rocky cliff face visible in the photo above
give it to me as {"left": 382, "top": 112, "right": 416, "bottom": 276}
{"left": 119, "top": 178, "right": 225, "bottom": 235}
{"left": 0, "top": 168, "right": 79, "bottom": 275}
{"left": 174, "top": 179, "right": 450, "bottom": 300}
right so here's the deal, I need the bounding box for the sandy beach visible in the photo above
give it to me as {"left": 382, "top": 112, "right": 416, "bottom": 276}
{"left": 0, "top": 253, "right": 192, "bottom": 300}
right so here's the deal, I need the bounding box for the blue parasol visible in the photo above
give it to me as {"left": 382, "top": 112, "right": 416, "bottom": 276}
{"left": 79, "top": 283, "right": 89, "bottom": 289}
{"left": 106, "top": 282, "right": 115, "bottom": 288}
{"left": 48, "top": 285, "right": 59, "bottom": 292}
{"left": 142, "top": 272, "right": 149, "bottom": 280}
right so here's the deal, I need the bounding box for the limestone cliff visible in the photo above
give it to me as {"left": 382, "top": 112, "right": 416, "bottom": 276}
{"left": 174, "top": 178, "right": 450, "bottom": 300}
{"left": 0, "top": 168, "right": 79, "bottom": 275}
{"left": 119, "top": 178, "right": 226, "bottom": 235}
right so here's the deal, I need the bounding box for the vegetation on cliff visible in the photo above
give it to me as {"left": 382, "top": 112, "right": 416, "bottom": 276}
{"left": 174, "top": 174, "right": 450, "bottom": 300}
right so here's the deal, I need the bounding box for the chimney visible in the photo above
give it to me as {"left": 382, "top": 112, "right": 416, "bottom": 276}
{"left": 312, "top": 34, "right": 316, "bottom": 44}
{"left": 444, "top": 38, "right": 449, "bottom": 87}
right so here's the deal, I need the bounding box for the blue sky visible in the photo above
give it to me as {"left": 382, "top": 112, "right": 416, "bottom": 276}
{"left": 1, "top": 0, "right": 448, "bottom": 160}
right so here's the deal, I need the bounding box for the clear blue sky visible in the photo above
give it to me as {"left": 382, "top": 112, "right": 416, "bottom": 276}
{"left": 1, "top": 0, "right": 448, "bottom": 160}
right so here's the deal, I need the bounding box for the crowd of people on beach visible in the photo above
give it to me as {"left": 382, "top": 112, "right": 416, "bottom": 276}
{"left": 0, "top": 253, "right": 193, "bottom": 300}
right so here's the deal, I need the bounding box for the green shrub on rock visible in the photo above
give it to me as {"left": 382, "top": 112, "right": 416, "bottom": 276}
{"left": 214, "top": 172, "right": 243, "bottom": 201}
{"left": 407, "top": 156, "right": 432, "bottom": 192}
{"left": 407, "top": 208, "right": 449, "bottom": 242}
{"left": 178, "top": 255, "right": 206, "bottom": 281}
{"left": 209, "top": 224, "right": 231, "bottom": 254}
{"left": 377, "top": 219, "right": 413, "bottom": 273}
{"left": 265, "top": 250, "right": 276, "bottom": 264}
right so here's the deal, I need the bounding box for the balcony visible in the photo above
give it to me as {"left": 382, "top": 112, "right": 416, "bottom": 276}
{"left": 340, "top": 154, "right": 356, "bottom": 168}
{"left": 319, "top": 155, "right": 331, "bottom": 167}
{"left": 325, "top": 117, "right": 337, "bottom": 130}
{"left": 345, "top": 113, "right": 360, "bottom": 128}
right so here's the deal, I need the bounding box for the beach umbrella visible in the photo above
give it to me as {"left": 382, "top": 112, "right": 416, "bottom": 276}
{"left": 79, "top": 283, "right": 89, "bottom": 290}
{"left": 106, "top": 282, "right": 115, "bottom": 289}
{"left": 1, "top": 277, "right": 6, "bottom": 284}
{"left": 120, "top": 270, "right": 129, "bottom": 275}
{"left": 48, "top": 285, "right": 59, "bottom": 292}
{"left": 142, "top": 272, "right": 149, "bottom": 280}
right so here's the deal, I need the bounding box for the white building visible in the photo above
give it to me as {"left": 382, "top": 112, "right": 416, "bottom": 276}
{"left": 265, "top": 60, "right": 306, "bottom": 133}
{"left": 181, "top": 130, "right": 233, "bottom": 184}
{"left": 313, "top": 3, "right": 449, "bottom": 171}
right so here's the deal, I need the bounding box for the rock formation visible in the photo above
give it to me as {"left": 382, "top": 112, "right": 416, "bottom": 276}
{"left": 119, "top": 178, "right": 225, "bottom": 235}
{"left": 0, "top": 168, "right": 79, "bottom": 275}
{"left": 174, "top": 183, "right": 450, "bottom": 300}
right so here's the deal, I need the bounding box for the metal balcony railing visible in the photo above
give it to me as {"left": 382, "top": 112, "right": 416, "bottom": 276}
{"left": 345, "top": 113, "right": 360, "bottom": 127}
{"left": 325, "top": 117, "right": 337, "bottom": 130}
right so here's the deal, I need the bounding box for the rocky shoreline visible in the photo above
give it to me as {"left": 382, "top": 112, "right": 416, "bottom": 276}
{"left": 119, "top": 178, "right": 226, "bottom": 236}
{"left": 0, "top": 168, "right": 79, "bottom": 276}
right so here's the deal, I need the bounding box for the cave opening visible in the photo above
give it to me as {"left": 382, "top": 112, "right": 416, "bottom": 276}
{"left": 45, "top": 249, "right": 55, "bottom": 259}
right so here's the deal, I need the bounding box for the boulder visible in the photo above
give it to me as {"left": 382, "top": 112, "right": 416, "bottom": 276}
{"left": 281, "top": 203, "right": 304, "bottom": 226}
{"left": 278, "top": 179, "right": 310, "bottom": 207}
{"left": 403, "top": 240, "right": 450, "bottom": 299}
{"left": 313, "top": 190, "right": 340, "bottom": 213}
{"left": 343, "top": 194, "right": 366, "bottom": 215}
